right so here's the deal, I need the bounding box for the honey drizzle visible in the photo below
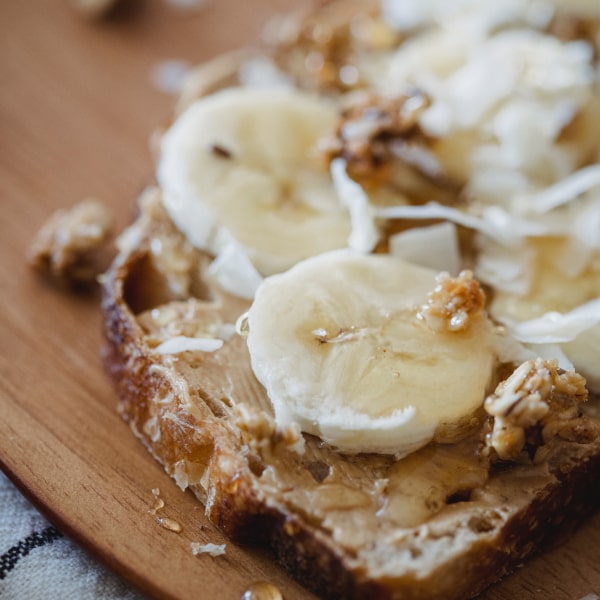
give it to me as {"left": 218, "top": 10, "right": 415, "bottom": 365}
{"left": 148, "top": 487, "right": 183, "bottom": 533}
{"left": 240, "top": 581, "right": 283, "bottom": 600}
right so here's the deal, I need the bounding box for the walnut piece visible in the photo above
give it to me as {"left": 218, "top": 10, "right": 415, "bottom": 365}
{"left": 418, "top": 271, "right": 486, "bottom": 333}
{"left": 482, "top": 358, "right": 598, "bottom": 462}
{"left": 28, "top": 198, "right": 114, "bottom": 284}
{"left": 321, "top": 90, "right": 431, "bottom": 186}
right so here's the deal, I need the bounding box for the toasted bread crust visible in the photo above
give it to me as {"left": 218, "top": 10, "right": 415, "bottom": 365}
{"left": 101, "top": 191, "right": 600, "bottom": 600}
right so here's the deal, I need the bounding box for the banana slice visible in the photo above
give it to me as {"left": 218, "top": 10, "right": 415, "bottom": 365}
{"left": 245, "top": 250, "right": 498, "bottom": 456}
{"left": 157, "top": 87, "right": 352, "bottom": 276}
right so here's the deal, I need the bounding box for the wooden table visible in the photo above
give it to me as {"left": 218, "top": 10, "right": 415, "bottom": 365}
{"left": 1, "top": 2, "right": 599, "bottom": 599}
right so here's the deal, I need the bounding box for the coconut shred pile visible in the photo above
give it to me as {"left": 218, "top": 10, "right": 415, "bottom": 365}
{"left": 372, "top": 1, "right": 600, "bottom": 388}
{"left": 192, "top": 0, "right": 600, "bottom": 390}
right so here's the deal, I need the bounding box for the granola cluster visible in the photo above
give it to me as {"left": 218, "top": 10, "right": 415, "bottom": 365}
{"left": 28, "top": 197, "right": 113, "bottom": 283}
{"left": 418, "top": 271, "right": 487, "bottom": 333}
{"left": 482, "top": 358, "right": 598, "bottom": 462}
{"left": 265, "top": 3, "right": 398, "bottom": 92}
{"left": 321, "top": 90, "right": 431, "bottom": 186}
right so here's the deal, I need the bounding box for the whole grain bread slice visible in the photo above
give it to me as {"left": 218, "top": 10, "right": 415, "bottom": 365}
{"left": 101, "top": 188, "right": 600, "bottom": 600}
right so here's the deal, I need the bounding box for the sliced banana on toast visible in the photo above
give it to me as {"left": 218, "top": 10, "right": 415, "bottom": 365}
{"left": 246, "top": 250, "right": 498, "bottom": 456}
{"left": 158, "top": 87, "right": 352, "bottom": 276}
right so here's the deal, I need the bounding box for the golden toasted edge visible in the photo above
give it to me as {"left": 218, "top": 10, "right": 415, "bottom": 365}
{"left": 100, "top": 196, "right": 600, "bottom": 600}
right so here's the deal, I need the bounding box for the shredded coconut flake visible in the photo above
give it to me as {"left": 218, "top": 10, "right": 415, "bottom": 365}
{"left": 154, "top": 336, "right": 224, "bottom": 354}
{"left": 215, "top": 323, "right": 237, "bottom": 341}
{"left": 376, "top": 201, "right": 549, "bottom": 246}
{"left": 385, "top": 24, "right": 596, "bottom": 196}
{"left": 502, "top": 298, "right": 600, "bottom": 344}
{"left": 389, "top": 222, "right": 460, "bottom": 275}
{"left": 390, "top": 140, "right": 442, "bottom": 177}
{"left": 381, "top": 0, "right": 555, "bottom": 33}
{"left": 207, "top": 242, "right": 264, "bottom": 300}
{"left": 330, "top": 159, "right": 379, "bottom": 253}
{"left": 475, "top": 241, "right": 536, "bottom": 295}
{"left": 526, "top": 164, "right": 600, "bottom": 213}
{"left": 527, "top": 343, "right": 575, "bottom": 371}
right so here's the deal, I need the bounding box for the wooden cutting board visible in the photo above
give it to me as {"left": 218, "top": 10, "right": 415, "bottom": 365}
{"left": 0, "top": 2, "right": 599, "bottom": 599}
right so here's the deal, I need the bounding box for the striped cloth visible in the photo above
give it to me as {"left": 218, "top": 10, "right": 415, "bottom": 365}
{"left": 0, "top": 472, "right": 145, "bottom": 600}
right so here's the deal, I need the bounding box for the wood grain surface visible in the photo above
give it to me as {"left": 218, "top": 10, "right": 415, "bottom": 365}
{"left": 0, "top": 2, "right": 599, "bottom": 599}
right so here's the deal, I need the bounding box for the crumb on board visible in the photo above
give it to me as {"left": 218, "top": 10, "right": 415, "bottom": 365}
{"left": 28, "top": 197, "right": 114, "bottom": 284}
{"left": 190, "top": 542, "right": 226, "bottom": 557}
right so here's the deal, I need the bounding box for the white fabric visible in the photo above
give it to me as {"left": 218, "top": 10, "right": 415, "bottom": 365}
{"left": 0, "top": 472, "right": 145, "bottom": 599}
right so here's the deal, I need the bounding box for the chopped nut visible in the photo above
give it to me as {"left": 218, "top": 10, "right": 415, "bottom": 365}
{"left": 28, "top": 198, "right": 114, "bottom": 284}
{"left": 321, "top": 90, "right": 431, "bottom": 187}
{"left": 418, "top": 271, "right": 486, "bottom": 333}
{"left": 482, "top": 358, "right": 598, "bottom": 462}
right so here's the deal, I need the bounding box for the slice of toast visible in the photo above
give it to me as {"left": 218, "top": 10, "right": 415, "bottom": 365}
{"left": 101, "top": 188, "right": 600, "bottom": 600}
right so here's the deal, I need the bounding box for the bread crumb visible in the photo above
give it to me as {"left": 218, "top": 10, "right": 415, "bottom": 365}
{"left": 190, "top": 542, "right": 226, "bottom": 556}
{"left": 28, "top": 198, "right": 113, "bottom": 284}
